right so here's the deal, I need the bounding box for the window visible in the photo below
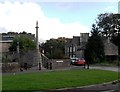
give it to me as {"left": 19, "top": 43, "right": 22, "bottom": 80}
{"left": 73, "top": 46, "right": 76, "bottom": 52}
{"left": 70, "top": 47, "right": 72, "bottom": 52}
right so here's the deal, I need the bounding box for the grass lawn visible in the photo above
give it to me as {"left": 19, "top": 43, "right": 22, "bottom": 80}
{"left": 0, "top": 74, "right": 2, "bottom": 92}
{"left": 2, "top": 69, "right": 118, "bottom": 91}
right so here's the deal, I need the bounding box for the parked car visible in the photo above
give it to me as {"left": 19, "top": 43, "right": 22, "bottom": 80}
{"left": 74, "top": 58, "right": 86, "bottom": 66}
{"left": 70, "top": 57, "right": 78, "bottom": 65}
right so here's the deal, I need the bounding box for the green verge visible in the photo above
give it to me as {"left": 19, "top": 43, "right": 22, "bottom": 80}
{"left": 0, "top": 74, "right": 2, "bottom": 92}
{"left": 2, "top": 69, "right": 118, "bottom": 92}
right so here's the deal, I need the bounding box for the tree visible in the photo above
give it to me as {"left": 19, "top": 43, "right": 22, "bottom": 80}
{"left": 97, "top": 13, "right": 120, "bottom": 38}
{"left": 96, "top": 13, "right": 120, "bottom": 54}
{"left": 41, "top": 38, "right": 65, "bottom": 59}
{"left": 84, "top": 24, "right": 105, "bottom": 64}
{"left": 9, "top": 36, "right": 36, "bottom": 52}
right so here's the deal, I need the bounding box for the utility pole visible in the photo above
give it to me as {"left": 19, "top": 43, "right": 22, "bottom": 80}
{"left": 35, "top": 21, "right": 42, "bottom": 70}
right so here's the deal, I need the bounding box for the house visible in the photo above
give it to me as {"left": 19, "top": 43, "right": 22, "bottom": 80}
{"left": 65, "top": 33, "right": 89, "bottom": 58}
{"left": 65, "top": 33, "right": 118, "bottom": 60}
{"left": 0, "top": 32, "right": 35, "bottom": 53}
{"left": 0, "top": 32, "right": 36, "bottom": 64}
{"left": 104, "top": 39, "right": 118, "bottom": 61}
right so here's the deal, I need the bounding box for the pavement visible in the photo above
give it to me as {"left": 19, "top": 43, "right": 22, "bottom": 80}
{"left": 89, "top": 65, "right": 119, "bottom": 72}
{"left": 2, "top": 64, "right": 120, "bottom": 75}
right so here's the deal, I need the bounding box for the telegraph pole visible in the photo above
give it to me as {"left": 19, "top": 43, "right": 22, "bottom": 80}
{"left": 35, "top": 21, "right": 42, "bottom": 70}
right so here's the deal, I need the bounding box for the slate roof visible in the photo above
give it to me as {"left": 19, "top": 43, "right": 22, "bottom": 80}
{"left": 104, "top": 40, "right": 118, "bottom": 56}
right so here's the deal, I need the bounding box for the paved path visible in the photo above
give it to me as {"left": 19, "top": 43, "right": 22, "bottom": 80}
{"left": 36, "top": 82, "right": 120, "bottom": 92}
{"left": 2, "top": 65, "right": 119, "bottom": 75}
{"left": 36, "top": 79, "right": 120, "bottom": 92}
{"left": 69, "top": 65, "right": 119, "bottom": 72}
{"left": 89, "top": 65, "right": 119, "bottom": 72}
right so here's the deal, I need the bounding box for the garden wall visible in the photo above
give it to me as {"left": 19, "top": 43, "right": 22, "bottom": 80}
{"left": 45, "top": 59, "right": 70, "bottom": 70}
{"left": 2, "top": 63, "right": 20, "bottom": 73}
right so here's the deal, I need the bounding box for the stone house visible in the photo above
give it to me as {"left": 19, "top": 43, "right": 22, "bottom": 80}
{"left": 0, "top": 32, "right": 36, "bottom": 66}
{"left": 104, "top": 39, "right": 118, "bottom": 60}
{"left": 0, "top": 32, "right": 35, "bottom": 53}
{"left": 65, "top": 33, "right": 118, "bottom": 60}
{"left": 65, "top": 33, "right": 89, "bottom": 58}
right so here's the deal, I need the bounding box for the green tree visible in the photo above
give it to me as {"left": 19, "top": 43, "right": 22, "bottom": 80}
{"left": 84, "top": 24, "right": 105, "bottom": 64}
{"left": 41, "top": 38, "right": 65, "bottom": 59}
{"left": 9, "top": 36, "right": 36, "bottom": 52}
{"left": 96, "top": 13, "right": 120, "bottom": 54}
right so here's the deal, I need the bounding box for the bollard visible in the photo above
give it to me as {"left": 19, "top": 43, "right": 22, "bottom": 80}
{"left": 46, "top": 62, "right": 49, "bottom": 69}
{"left": 50, "top": 62, "right": 52, "bottom": 70}
{"left": 84, "top": 64, "right": 86, "bottom": 69}
{"left": 38, "top": 63, "right": 41, "bottom": 70}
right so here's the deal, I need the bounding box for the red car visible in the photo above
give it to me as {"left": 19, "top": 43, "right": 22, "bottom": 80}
{"left": 74, "top": 58, "right": 86, "bottom": 65}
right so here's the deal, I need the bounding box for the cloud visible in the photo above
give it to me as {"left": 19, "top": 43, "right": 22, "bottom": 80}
{"left": 103, "top": 6, "right": 117, "bottom": 13}
{"left": 0, "top": 1, "right": 90, "bottom": 42}
{"left": 0, "top": 0, "right": 119, "bottom": 3}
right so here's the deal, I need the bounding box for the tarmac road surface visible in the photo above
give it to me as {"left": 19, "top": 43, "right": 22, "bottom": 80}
{"left": 36, "top": 82, "right": 119, "bottom": 92}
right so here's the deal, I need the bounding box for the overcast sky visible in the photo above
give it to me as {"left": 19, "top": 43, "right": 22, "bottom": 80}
{"left": 0, "top": 0, "right": 119, "bottom": 42}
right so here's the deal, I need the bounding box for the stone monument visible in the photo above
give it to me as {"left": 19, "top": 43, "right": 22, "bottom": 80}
{"left": 35, "top": 21, "right": 42, "bottom": 70}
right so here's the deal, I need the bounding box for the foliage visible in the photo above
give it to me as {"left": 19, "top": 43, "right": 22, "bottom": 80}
{"left": 2, "top": 31, "right": 31, "bottom": 35}
{"left": 9, "top": 36, "right": 36, "bottom": 52}
{"left": 84, "top": 24, "right": 105, "bottom": 64}
{"left": 2, "top": 69, "right": 118, "bottom": 91}
{"left": 97, "top": 13, "right": 120, "bottom": 37}
{"left": 41, "top": 37, "right": 65, "bottom": 59}
{"left": 2, "top": 54, "right": 11, "bottom": 63}
{"left": 96, "top": 13, "right": 120, "bottom": 54}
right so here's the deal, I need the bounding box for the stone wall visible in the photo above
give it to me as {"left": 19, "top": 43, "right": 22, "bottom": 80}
{"left": 46, "top": 59, "right": 70, "bottom": 70}
{"left": 0, "top": 42, "right": 11, "bottom": 53}
{"left": 2, "top": 50, "right": 38, "bottom": 70}
{"left": 2, "top": 62, "right": 20, "bottom": 73}
{"left": 19, "top": 50, "right": 37, "bottom": 67}
{"left": 1, "top": 50, "right": 40, "bottom": 72}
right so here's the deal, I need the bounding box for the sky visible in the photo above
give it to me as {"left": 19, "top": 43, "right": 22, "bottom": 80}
{"left": 0, "top": 0, "right": 119, "bottom": 42}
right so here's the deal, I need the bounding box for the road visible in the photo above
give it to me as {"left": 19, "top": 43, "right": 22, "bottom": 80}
{"left": 37, "top": 82, "right": 120, "bottom": 92}
{"left": 40, "top": 83, "right": 119, "bottom": 92}
{"left": 68, "top": 64, "right": 119, "bottom": 72}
